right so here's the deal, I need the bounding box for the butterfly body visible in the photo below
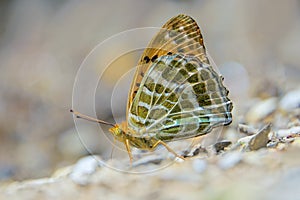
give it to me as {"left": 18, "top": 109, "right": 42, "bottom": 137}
{"left": 109, "top": 124, "right": 159, "bottom": 150}
{"left": 72, "top": 14, "right": 233, "bottom": 162}
{"left": 109, "top": 123, "right": 181, "bottom": 161}
{"left": 110, "top": 52, "right": 232, "bottom": 160}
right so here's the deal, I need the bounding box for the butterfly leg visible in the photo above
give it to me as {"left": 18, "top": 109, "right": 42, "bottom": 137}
{"left": 152, "top": 140, "right": 185, "bottom": 160}
{"left": 124, "top": 139, "right": 133, "bottom": 164}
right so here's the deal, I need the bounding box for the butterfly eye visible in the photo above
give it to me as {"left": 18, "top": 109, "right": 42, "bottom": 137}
{"left": 167, "top": 52, "right": 173, "bottom": 55}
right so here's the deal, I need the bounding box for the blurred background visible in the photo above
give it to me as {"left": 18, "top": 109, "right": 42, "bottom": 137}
{"left": 0, "top": 0, "right": 299, "bottom": 181}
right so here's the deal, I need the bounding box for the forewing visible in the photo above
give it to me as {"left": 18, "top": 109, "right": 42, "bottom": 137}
{"left": 128, "top": 54, "right": 232, "bottom": 140}
{"left": 127, "top": 14, "right": 209, "bottom": 113}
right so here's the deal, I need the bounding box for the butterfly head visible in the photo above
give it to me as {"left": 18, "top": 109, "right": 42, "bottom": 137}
{"left": 109, "top": 122, "right": 127, "bottom": 142}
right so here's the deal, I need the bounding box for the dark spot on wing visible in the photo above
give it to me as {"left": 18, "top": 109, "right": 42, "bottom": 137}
{"left": 143, "top": 56, "right": 150, "bottom": 63}
{"left": 151, "top": 55, "right": 158, "bottom": 62}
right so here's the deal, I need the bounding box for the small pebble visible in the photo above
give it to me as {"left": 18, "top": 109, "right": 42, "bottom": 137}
{"left": 249, "top": 124, "right": 271, "bottom": 151}
{"left": 70, "top": 156, "right": 101, "bottom": 186}
{"left": 234, "top": 124, "right": 271, "bottom": 151}
{"left": 279, "top": 89, "right": 300, "bottom": 111}
{"left": 267, "top": 140, "right": 278, "bottom": 148}
{"left": 276, "top": 126, "right": 300, "bottom": 138}
{"left": 183, "top": 144, "right": 207, "bottom": 158}
{"left": 238, "top": 124, "right": 258, "bottom": 135}
{"left": 246, "top": 98, "right": 277, "bottom": 123}
{"left": 213, "top": 140, "right": 232, "bottom": 153}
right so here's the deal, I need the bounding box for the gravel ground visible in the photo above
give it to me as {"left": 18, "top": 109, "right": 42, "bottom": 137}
{"left": 0, "top": 1, "right": 299, "bottom": 199}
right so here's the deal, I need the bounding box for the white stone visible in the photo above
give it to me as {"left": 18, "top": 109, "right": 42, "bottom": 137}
{"left": 246, "top": 98, "right": 277, "bottom": 123}
{"left": 279, "top": 89, "right": 300, "bottom": 111}
{"left": 69, "top": 156, "right": 101, "bottom": 185}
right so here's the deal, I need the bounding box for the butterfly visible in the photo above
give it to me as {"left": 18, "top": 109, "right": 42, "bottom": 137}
{"left": 71, "top": 14, "right": 233, "bottom": 162}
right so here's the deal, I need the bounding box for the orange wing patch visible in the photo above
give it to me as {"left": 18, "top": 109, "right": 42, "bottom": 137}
{"left": 127, "top": 14, "right": 209, "bottom": 115}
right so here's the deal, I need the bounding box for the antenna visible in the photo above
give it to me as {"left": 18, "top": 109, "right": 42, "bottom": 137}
{"left": 70, "top": 109, "right": 115, "bottom": 127}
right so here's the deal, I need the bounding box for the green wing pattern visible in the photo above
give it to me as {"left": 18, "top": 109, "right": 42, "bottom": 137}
{"left": 128, "top": 54, "right": 232, "bottom": 141}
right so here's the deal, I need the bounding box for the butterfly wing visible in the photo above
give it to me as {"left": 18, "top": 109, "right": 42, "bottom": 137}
{"left": 126, "top": 14, "right": 232, "bottom": 140}
{"left": 127, "top": 14, "right": 209, "bottom": 113}
{"left": 128, "top": 54, "right": 232, "bottom": 141}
